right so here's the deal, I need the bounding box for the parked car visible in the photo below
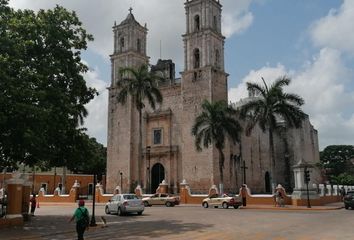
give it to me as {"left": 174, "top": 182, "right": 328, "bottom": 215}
{"left": 202, "top": 193, "right": 241, "bottom": 209}
{"left": 344, "top": 191, "right": 354, "bottom": 209}
{"left": 105, "top": 194, "right": 144, "bottom": 216}
{"left": 142, "top": 193, "right": 180, "bottom": 207}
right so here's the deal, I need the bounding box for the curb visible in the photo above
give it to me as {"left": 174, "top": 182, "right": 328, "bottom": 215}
{"left": 239, "top": 205, "right": 343, "bottom": 211}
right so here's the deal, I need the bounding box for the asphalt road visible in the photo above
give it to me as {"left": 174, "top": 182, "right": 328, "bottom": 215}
{"left": 1, "top": 203, "right": 353, "bottom": 240}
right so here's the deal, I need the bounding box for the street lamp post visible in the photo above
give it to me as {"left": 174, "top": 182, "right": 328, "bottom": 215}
{"left": 53, "top": 167, "right": 57, "bottom": 194}
{"left": 146, "top": 146, "right": 151, "bottom": 194}
{"left": 120, "top": 172, "right": 123, "bottom": 193}
{"left": 90, "top": 174, "right": 97, "bottom": 226}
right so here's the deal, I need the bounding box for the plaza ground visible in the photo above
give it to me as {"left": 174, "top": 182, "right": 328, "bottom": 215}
{"left": 0, "top": 202, "right": 353, "bottom": 240}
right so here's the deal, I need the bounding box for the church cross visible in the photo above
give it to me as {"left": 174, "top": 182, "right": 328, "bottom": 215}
{"left": 129, "top": 7, "right": 133, "bottom": 14}
{"left": 241, "top": 160, "right": 248, "bottom": 184}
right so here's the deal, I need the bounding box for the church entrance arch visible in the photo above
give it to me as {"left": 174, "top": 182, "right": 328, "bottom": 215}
{"left": 265, "top": 172, "right": 271, "bottom": 193}
{"left": 151, "top": 163, "right": 165, "bottom": 193}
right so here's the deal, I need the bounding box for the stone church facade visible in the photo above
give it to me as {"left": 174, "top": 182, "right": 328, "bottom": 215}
{"left": 106, "top": 0, "right": 320, "bottom": 194}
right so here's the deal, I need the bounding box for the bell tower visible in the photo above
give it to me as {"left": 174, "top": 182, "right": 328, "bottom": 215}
{"left": 106, "top": 8, "right": 149, "bottom": 192}
{"left": 181, "top": 0, "right": 229, "bottom": 190}
{"left": 183, "top": 0, "right": 225, "bottom": 72}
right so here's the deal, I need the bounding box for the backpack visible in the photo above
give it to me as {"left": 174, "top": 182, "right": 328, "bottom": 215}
{"left": 78, "top": 208, "right": 89, "bottom": 228}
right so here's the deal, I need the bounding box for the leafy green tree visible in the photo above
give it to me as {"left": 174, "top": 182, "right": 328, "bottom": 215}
{"left": 320, "top": 145, "right": 354, "bottom": 183}
{"left": 69, "top": 134, "right": 107, "bottom": 176}
{"left": 0, "top": 1, "right": 97, "bottom": 169}
{"left": 239, "top": 77, "right": 306, "bottom": 187}
{"left": 192, "top": 100, "right": 242, "bottom": 193}
{"left": 117, "top": 64, "right": 163, "bottom": 186}
{"left": 332, "top": 173, "right": 354, "bottom": 185}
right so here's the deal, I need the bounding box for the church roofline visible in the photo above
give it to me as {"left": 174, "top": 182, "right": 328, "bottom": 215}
{"left": 185, "top": 0, "right": 222, "bottom": 8}
{"left": 114, "top": 7, "right": 147, "bottom": 30}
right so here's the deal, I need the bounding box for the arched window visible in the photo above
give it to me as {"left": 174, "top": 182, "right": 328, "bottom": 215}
{"left": 120, "top": 37, "right": 125, "bottom": 52}
{"left": 215, "top": 49, "right": 220, "bottom": 68}
{"left": 137, "top": 39, "right": 141, "bottom": 53}
{"left": 213, "top": 16, "right": 217, "bottom": 30}
{"left": 265, "top": 172, "right": 271, "bottom": 193}
{"left": 151, "top": 163, "right": 165, "bottom": 194}
{"left": 194, "top": 15, "right": 200, "bottom": 31}
{"left": 193, "top": 48, "right": 200, "bottom": 69}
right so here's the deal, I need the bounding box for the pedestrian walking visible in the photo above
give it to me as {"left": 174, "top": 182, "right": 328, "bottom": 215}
{"left": 69, "top": 199, "right": 90, "bottom": 240}
{"left": 29, "top": 194, "right": 37, "bottom": 216}
{"left": 275, "top": 184, "right": 285, "bottom": 207}
{"left": 239, "top": 184, "right": 247, "bottom": 207}
{"left": 340, "top": 187, "right": 346, "bottom": 201}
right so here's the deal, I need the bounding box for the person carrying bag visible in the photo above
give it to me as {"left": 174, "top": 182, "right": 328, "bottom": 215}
{"left": 69, "top": 199, "right": 90, "bottom": 240}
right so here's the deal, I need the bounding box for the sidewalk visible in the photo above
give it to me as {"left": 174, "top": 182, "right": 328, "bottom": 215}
{"left": 240, "top": 202, "right": 343, "bottom": 211}
{"left": 178, "top": 201, "right": 343, "bottom": 210}
{"left": 35, "top": 201, "right": 344, "bottom": 211}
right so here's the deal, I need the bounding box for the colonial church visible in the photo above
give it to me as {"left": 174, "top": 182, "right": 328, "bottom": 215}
{"left": 106, "top": 0, "right": 320, "bottom": 194}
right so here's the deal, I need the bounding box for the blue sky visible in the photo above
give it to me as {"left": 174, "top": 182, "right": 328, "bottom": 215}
{"left": 10, "top": 0, "right": 354, "bottom": 150}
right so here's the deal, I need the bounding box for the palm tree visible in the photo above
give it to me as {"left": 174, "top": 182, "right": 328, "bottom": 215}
{"left": 239, "top": 76, "right": 306, "bottom": 190}
{"left": 117, "top": 64, "right": 163, "bottom": 186}
{"left": 192, "top": 100, "right": 242, "bottom": 193}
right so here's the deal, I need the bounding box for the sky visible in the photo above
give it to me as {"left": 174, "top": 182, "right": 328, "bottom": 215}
{"left": 9, "top": 0, "right": 354, "bottom": 150}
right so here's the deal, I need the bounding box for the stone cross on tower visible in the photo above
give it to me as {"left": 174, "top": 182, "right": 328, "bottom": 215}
{"left": 129, "top": 7, "right": 133, "bottom": 14}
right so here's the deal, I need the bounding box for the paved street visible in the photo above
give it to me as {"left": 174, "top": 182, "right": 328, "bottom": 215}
{"left": 1, "top": 203, "right": 353, "bottom": 240}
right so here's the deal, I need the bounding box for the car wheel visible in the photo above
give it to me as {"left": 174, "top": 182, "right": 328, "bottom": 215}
{"left": 144, "top": 201, "right": 150, "bottom": 207}
{"left": 105, "top": 206, "right": 110, "bottom": 215}
{"left": 222, "top": 202, "right": 228, "bottom": 209}
{"left": 117, "top": 207, "right": 123, "bottom": 216}
{"left": 202, "top": 202, "right": 209, "bottom": 208}
{"left": 234, "top": 205, "right": 239, "bottom": 209}
{"left": 345, "top": 205, "right": 349, "bottom": 209}
{"left": 166, "top": 201, "right": 172, "bottom": 207}
{"left": 137, "top": 211, "right": 143, "bottom": 216}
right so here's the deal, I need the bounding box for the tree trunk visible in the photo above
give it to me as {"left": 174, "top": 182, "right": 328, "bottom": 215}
{"left": 217, "top": 147, "right": 225, "bottom": 194}
{"left": 62, "top": 165, "right": 67, "bottom": 194}
{"left": 138, "top": 108, "right": 142, "bottom": 186}
{"left": 269, "top": 128, "right": 275, "bottom": 192}
{"left": 282, "top": 135, "right": 292, "bottom": 192}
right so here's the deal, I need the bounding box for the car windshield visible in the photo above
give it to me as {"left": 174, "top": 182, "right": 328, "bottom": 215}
{"left": 123, "top": 194, "right": 138, "bottom": 200}
{"left": 347, "top": 192, "right": 354, "bottom": 197}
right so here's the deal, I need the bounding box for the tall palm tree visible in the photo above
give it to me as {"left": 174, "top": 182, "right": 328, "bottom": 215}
{"left": 192, "top": 100, "right": 242, "bottom": 193}
{"left": 117, "top": 64, "right": 163, "bottom": 186}
{"left": 239, "top": 76, "right": 306, "bottom": 189}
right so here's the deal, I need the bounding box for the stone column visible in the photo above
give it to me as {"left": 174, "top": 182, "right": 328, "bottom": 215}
{"left": 135, "top": 185, "right": 142, "bottom": 197}
{"left": 179, "top": 180, "right": 189, "bottom": 204}
{"left": 158, "top": 180, "right": 168, "bottom": 194}
{"left": 291, "top": 159, "right": 319, "bottom": 201}
{"left": 22, "top": 182, "right": 31, "bottom": 219}
{"left": 69, "top": 180, "right": 80, "bottom": 202}
{"left": 6, "top": 177, "right": 25, "bottom": 215}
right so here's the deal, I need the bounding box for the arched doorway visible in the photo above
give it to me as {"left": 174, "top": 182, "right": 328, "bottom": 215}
{"left": 265, "top": 172, "right": 271, "bottom": 193}
{"left": 151, "top": 163, "right": 165, "bottom": 193}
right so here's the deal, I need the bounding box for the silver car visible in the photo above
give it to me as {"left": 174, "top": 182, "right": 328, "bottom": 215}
{"left": 105, "top": 194, "right": 144, "bottom": 216}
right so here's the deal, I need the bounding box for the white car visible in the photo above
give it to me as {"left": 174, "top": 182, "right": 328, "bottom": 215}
{"left": 142, "top": 193, "right": 180, "bottom": 207}
{"left": 202, "top": 194, "right": 241, "bottom": 209}
{"left": 105, "top": 194, "right": 144, "bottom": 216}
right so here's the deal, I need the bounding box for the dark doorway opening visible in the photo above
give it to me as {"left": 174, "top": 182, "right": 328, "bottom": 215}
{"left": 151, "top": 163, "right": 165, "bottom": 193}
{"left": 265, "top": 172, "right": 271, "bottom": 193}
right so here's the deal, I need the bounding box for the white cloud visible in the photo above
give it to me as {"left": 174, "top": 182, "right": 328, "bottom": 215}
{"left": 310, "top": 0, "right": 354, "bottom": 54}
{"left": 222, "top": 0, "right": 254, "bottom": 37}
{"left": 9, "top": 0, "right": 254, "bottom": 70}
{"left": 82, "top": 67, "right": 108, "bottom": 145}
{"left": 228, "top": 63, "right": 289, "bottom": 102}
{"left": 9, "top": 0, "right": 255, "bottom": 146}
{"left": 228, "top": 48, "right": 354, "bottom": 149}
